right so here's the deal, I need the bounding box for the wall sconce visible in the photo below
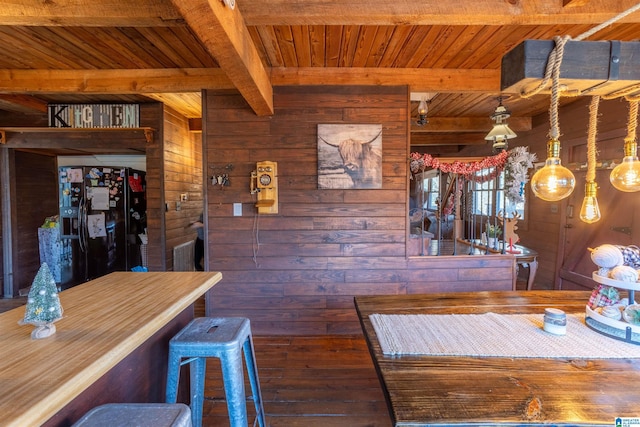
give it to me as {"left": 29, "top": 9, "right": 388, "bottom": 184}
{"left": 530, "top": 36, "right": 576, "bottom": 201}
{"left": 416, "top": 95, "right": 429, "bottom": 127}
{"left": 610, "top": 99, "right": 640, "bottom": 192}
{"left": 484, "top": 97, "right": 517, "bottom": 152}
{"left": 412, "top": 93, "right": 437, "bottom": 127}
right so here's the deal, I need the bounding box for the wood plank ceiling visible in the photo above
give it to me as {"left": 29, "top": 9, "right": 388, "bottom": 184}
{"left": 1, "top": 0, "right": 640, "bottom": 154}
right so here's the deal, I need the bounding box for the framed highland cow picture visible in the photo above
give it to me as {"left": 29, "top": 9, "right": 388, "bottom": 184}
{"left": 317, "top": 124, "right": 382, "bottom": 189}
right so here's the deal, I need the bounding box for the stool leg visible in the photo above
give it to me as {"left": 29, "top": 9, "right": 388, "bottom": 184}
{"left": 190, "top": 357, "right": 206, "bottom": 427}
{"left": 165, "top": 349, "right": 181, "bottom": 404}
{"left": 243, "top": 336, "right": 266, "bottom": 427}
{"left": 220, "top": 347, "right": 248, "bottom": 427}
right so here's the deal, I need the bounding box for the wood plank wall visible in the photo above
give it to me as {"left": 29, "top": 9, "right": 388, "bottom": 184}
{"left": 11, "top": 152, "right": 58, "bottom": 292}
{"left": 203, "top": 86, "right": 516, "bottom": 336}
{"left": 161, "top": 105, "right": 204, "bottom": 271}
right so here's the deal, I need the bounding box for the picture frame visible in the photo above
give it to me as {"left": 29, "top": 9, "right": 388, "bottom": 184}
{"left": 317, "top": 124, "right": 382, "bottom": 189}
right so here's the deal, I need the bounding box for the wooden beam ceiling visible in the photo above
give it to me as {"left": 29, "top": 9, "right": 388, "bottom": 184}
{"left": 0, "top": 69, "right": 233, "bottom": 93}
{"left": 239, "top": 0, "right": 640, "bottom": 25}
{"left": 0, "top": 1, "right": 184, "bottom": 26}
{"left": 169, "top": 0, "right": 273, "bottom": 116}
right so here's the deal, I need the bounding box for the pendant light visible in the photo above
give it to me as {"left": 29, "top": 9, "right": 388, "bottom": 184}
{"left": 579, "top": 96, "right": 601, "bottom": 224}
{"left": 610, "top": 99, "right": 640, "bottom": 192}
{"left": 530, "top": 36, "right": 576, "bottom": 201}
{"left": 484, "top": 97, "right": 517, "bottom": 153}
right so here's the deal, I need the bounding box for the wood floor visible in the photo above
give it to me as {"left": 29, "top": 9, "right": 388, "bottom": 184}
{"left": 201, "top": 335, "right": 391, "bottom": 427}
{"left": 191, "top": 298, "right": 391, "bottom": 427}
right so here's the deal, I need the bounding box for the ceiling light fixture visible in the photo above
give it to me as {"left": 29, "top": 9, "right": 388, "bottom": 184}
{"left": 529, "top": 36, "right": 576, "bottom": 202}
{"left": 484, "top": 97, "right": 517, "bottom": 152}
{"left": 610, "top": 98, "right": 640, "bottom": 192}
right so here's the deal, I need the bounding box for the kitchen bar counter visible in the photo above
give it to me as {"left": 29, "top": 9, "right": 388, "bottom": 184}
{"left": 0, "top": 271, "right": 222, "bottom": 427}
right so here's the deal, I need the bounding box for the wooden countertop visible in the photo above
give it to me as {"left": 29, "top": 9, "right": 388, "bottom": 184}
{"left": 355, "top": 291, "right": 640, "bottom": 426}
{"left": 0, "top": 271, "right": 222, "bottom": 427}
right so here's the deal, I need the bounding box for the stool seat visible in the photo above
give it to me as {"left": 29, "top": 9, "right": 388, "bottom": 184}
{"left": 72, "top": 403, "right": 191, "bottom": 427}
{"left": 166, "top": 317, "right": 265, "bottom": 427}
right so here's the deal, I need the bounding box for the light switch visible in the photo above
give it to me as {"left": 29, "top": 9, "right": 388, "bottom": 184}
{"left": 233, "top": 203, "right": 242, "bottom": 216}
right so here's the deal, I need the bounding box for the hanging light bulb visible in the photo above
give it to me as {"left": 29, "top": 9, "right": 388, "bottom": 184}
{"left": 610, "top": 153, "right": 640, "bottom": 192}
{"left": 610, "top": 100, "right": 640, "bottom": 192}
{"left": 578, "top": 96, "right": 601, "bottom": 224}
{"left": 529, "top": 36, "right": 575, "bottom": 202}
{"left": 531, "top": 139, "right": 576, "bottom": 201}
{"left": 579, "top": 181, "right": 601, "bottom": 223}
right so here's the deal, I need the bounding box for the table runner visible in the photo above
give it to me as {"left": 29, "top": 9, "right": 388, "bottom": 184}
{"left": 370, "top": 312, "right": 640, "bottom": 358}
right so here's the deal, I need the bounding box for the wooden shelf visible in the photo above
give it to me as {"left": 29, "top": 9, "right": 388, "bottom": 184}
{"left": 0, "top": 127, "right": 155, "bottom": 144}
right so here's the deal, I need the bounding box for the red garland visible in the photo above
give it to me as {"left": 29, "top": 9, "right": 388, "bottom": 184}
{"left": 409, "top": 150, "right": 509, "bottom": 177}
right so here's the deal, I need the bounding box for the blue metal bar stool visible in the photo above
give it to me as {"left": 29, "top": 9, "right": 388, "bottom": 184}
{"left": 72, "top": 403, "right": 191, "bottom": 427}
{"left": 165, "top": 317, "right": 266, "bottom": 427}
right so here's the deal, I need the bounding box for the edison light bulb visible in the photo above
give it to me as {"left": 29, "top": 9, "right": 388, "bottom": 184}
{"left": 610, "top": 155, "right": 640, "bottom": 192}
{"left": 579, "top": 182, "right": 601, "bottom": 223}
{"left": 531, "top": 139, "right": 575, "bottom": 201}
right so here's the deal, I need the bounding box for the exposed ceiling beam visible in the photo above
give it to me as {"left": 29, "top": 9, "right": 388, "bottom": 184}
{"left": 240, "top": 0, "right": 640, "bottom": 25}
{"left": 0, "top": 69, "right": 233, "bottom": 93}
{"left": 0, "top": 67, "right": 501, "bottom": 94}
{"left": 0, "top": 94, "right": 48, "bottom": 114}
{"left": 169, "top": 0, "right": 273, "bottom": 116}
{"left": 410, "top": 117, "right": 531, "bottom": 133}
{"left": 271, "top": 67, "right": 499, "bottom": 92}
{"left": 0, "top": 0, "right": 184, "bottom": 26}
{"left": 5, "top": 0, "right": 638, "bottom": 28}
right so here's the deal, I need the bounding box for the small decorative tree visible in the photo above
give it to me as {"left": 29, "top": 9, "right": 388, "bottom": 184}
{"left": 19, "top": 263, "right": 63, "bottom": 339}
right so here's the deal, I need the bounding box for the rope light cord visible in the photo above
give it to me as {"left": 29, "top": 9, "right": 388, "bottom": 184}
{"left": 574, "top": 3, "right": 640, "bottom": 41}
{"left": 586, "top": 96, "right": 600, "bottom": 183}
{"left": 625, "top": 99, "right": 639, "bottom": 144}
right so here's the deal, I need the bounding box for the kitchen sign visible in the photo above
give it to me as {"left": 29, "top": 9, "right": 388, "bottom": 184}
{"left": 48, "top": 104, "right": 140, "bottom": 128}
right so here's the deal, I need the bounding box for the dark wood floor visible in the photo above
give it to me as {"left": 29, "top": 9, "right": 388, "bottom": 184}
{"left": 192, "top": 298, "right": 391, "bottom": 427}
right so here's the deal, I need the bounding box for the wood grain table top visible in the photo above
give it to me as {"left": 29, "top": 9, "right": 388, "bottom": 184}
{"left": 0, "top": 271, "right": 222, "bottom": 427}
{"left": 355, "top": 291, "right": 640, "bottom": 426}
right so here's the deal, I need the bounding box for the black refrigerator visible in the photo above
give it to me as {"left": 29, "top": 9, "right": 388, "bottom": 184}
{"left": 58, "top": 166, "right": 146, "bottom": 289}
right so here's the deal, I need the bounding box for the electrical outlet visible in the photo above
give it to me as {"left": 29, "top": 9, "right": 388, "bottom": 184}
{"left": 181, "top": 193, "right": 188, "bottom": 201}
{"left": 176, "top": 201, "right": 181, "bottom": 211}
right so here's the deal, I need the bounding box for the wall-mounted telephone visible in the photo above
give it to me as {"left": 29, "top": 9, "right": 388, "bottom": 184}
{"left": 250, "top": 161, "right": 278, "bottom": 214}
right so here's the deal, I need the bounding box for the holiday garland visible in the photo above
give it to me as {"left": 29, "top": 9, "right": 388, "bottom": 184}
{"left": 410, "top": 147, "right": 536, "bottom": 205}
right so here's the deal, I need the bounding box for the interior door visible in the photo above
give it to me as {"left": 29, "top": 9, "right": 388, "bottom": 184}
{"left": 558, "top": 169, "right": 640, "bottom": 290}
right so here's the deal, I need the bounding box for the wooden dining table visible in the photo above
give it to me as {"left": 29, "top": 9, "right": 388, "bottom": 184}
{"left": 0, "top": 271, "right": 222, "bottom": 427}
{"left": 355, "top": 290, "right": 640, "bottom": 426}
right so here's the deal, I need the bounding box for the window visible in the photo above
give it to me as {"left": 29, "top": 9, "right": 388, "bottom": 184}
{"left": 471, "top": 168, "right": 525, "bottom": 219}
{"left": 419, "top": 172, "right": 439, "bottom": 211}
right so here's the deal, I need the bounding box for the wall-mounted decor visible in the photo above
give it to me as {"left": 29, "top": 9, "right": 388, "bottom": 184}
{"left": 48, "top": 104, "right": 140, "bottom": 128}
{"left": 317, "top": 124, "right": 382, "bottom": 189}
